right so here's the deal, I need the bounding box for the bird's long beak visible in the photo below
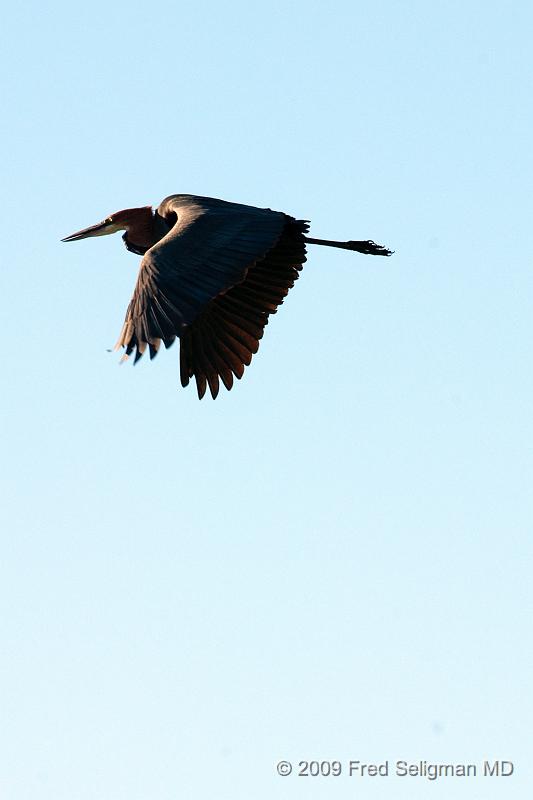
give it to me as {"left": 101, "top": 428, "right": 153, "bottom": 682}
{"left": 61, "top": 219, "right": 121, "bottom": 242}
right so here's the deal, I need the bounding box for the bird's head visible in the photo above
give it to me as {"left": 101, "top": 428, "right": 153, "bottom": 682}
{"left": 61, "top": 206, "right": 153, "bottom": 242}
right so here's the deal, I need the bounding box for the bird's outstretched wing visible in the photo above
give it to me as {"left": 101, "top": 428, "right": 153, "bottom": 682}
{"left": 115, "top": 195, "right": 308, "bottom": 398}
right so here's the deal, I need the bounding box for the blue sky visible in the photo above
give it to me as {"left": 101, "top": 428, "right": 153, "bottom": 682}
{"left": 1, "top": 1, "right": 531, "bottom": 798}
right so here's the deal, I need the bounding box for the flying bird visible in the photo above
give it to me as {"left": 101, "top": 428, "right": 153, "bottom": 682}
{"left": 62, "top": 194, "right": 392, "bottom": 399}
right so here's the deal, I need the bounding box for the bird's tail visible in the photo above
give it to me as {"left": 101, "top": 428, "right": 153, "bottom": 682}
{"left": 304, "top": 236, "right": 393, "bottom": 256}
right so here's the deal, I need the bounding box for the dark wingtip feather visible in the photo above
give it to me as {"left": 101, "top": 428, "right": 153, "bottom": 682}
{"left": 219, "top": 369, "right": 234, "bottom": 391}
{"left": 180, "top": 347, "right": 190, "bottom": 387}
{"left": 133, "top": 347, "right": 144, "bottom": 364}
{"left": 207, "top": 372, "right": 220, "bottom": 399}
{"left": 196, "top": 373, "right": 207, "bottom": 399}
{"left": 149, "top": 341, "right": 160, "bottom": 360}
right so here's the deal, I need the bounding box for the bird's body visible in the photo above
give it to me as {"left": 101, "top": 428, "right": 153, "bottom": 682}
{"left": 62, "top": 194, "right": 392, "bottom": 398}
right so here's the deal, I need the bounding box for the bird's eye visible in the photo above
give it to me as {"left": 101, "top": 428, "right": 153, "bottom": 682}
{"left": 106, "top": 217, "right": 113, "bottom": 223}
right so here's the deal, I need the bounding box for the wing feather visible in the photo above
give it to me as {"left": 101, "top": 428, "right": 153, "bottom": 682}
{"left": 116, "top": 195, "right": 286, "bottom": 355}
{"left": 179, "top": 219, "right": 309, "bottom": 396}
{"left": 115, "top": 194, "right": 309, "bottom": 397}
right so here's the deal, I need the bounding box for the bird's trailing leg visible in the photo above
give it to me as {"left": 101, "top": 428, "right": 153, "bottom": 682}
{"left": 304, "top": 236, "right": 393, "bottom": 256}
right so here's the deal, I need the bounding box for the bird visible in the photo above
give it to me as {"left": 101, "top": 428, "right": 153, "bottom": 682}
{"left": 62, "top": 194, "right": 392, "bottom": 399}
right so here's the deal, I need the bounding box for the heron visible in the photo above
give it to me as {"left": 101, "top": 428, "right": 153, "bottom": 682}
{"left": 62, "top": 194, "right": 392, "bottom": 399}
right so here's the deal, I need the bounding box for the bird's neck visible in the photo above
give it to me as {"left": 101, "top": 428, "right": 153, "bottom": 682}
{"left": 123, "top": 206, "right": 157, "bottom": 252}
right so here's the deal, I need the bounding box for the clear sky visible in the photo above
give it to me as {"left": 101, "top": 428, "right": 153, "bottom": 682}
{"left": 1, "top": 1, "right": 531, "bottom": 798}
